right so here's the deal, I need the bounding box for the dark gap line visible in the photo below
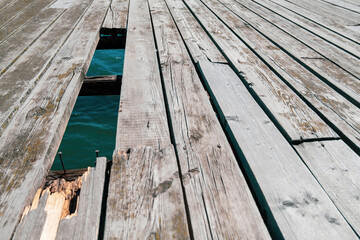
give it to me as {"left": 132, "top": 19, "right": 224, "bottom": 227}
{"left": 147, "top": 2, "right": 194, "bottom": 239}
{"left": 222, "top": 0, "right": 360, "bottom": 108}
{"left": 196, "top": 0, "right": 294, "bottom": 144}
{"left": 98, "top": 159, "right": 112, "bottom": 240}
{"left": 181, "top": 0, "right": 283, "bottom": 238}
{"left": 251, "top": 0, "right": 360, "bottom": 60}
{"left": 198, "top": 0, "right": 360, "bottom": 156}
{"left": 291, "top": 136, "right": 341, "bottom": 145}
{"left": 320, "top": 0, "right": 360, "bottom": 15}
{"left": 268, "top": 0, "right": 360, "bottom": 46}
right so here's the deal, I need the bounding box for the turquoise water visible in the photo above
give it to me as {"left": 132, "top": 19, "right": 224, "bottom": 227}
{"left": 51, "top": 49, "right": 124, "bottom": 170}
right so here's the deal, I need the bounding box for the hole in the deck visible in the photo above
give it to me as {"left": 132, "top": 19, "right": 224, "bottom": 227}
{"left": 51, "top": 31, "right": 126, "bottom": 171}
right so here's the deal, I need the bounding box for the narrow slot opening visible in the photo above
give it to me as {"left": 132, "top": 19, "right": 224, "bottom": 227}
{"left": 50, "top": 29, "right": 126, "bottom": 172}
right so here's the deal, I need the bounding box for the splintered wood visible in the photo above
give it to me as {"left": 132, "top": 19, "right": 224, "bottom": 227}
{"left": 13, "top": 158, "right": 106, "bottom": 240}
{"left": 1, "top": 0, "right": 360, "bottom": 238}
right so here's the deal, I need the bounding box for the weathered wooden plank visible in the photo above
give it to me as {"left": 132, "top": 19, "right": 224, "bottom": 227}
{"left": 0, "top": 0, "right": 110, "bottom": 238}
{"left": 0, "top": 0, "right": 13, "bottom": 13}
{"left": 269, "top": 0, "right": 360, "bottom": 43}
{"left": 252, "top": 0, "right": 360, "bottom": 59}
{"left": 84, "top": 75, "right": 117, "bottom": 83}
{"left": 165, "top": 0, "right": 226, "bottom": 63}
{"left": 12, "top": 190, "right": 50, "bottom": 240}
{"left": 0, "top": 0, "right": 54, "bottom": 42}
{"left": 282, "top": 0, "right": 360, "bottom": 26}
{"left": 56, "top": 157, "right": 106, "bottom": 240}
{"left": 294, "top": 140, "right": 360, "bottom": 235}
{"left": 0, "top": 7, "right": 64, "bottom": 71}
{"left": 114, "top": 0, "right": 170, "bottom": 150}
{"left": 102, "top": 0, "right": 129, "bottom": 29}
{"left": 183, "top": 0, "right": 337, "bottom": 143}
{"left": 0, "top": 0, "right": 34, "bottom": 27}
{"left": 190, "top": 0, "right": 360, "bottom": 152}
{"left": 0, "top": 0, "right": 93, "bottom": 135}
{"left": 319, "top": 0, "right": 360, "bottom": 14}
{"left": 105, "top": 146, "right": 189, "bottom": 239}
{"left": 198, "top": 60, "right": 357, "bottom": 239}
{"left": 230, "top": 0, "right": 360, "bottom": 103}
{"left": 149, "top": 0, "right": 270, "bottom": 238}
{"left": 49, "top": 0, "right": 78, "bottom": 9}
{"left": 104, "top": 0, "right": 189, "bottom": 238}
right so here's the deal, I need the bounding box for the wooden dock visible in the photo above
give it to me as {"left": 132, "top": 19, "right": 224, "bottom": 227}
{"left": 0, "top": 0, "right": 359, "bottom": 239}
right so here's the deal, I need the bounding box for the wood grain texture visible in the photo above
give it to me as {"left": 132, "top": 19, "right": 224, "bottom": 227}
{"left": 165, "top": 0, "right": 226, "bottom": 63}
{"left": 319, "top": 0, "right": 360, "bottom": 13}
{"left": 114, "top": 0, "right": 170, "bottom": 150}
{"left": 198, "top": 60, "right": 357, "bottom": 239}
{"left": 0, "top": 0, "right": 13, "bottom": 12}
{"left": 252, "top": 0, "right": 360, "bottom": 58}
{"left": 184, "top": 0, "right": 337, "bottom": 143}
{"left": 102, "top": 0, "right": 129, "bottom": 29}
{"left": 230, "top": 0, "right": 360, "bottom": 105}
{"left": 0, "top": 0, "right": 92, "bottom": 136}
{"left": 192, "top": 0, "right": 360, "bottom": 152}
{"left": 105, "top": 0, "right": 189, "bottom": 238}
{"left": 269, "top": 0, "right": 360, "bottom": 43}
{"left": 0, "top": 0, "right": 34, "bottom": 27}
{"left": 56, "top": 157, "right": 107, "bottom": 240}
{"left": 0, "top": 7, "right": 64, "bottom": 71}
{"left": 149, "top": 0, "right": 270, "bottom": 238}
{"left": 0, "top": 0, "right": 54, "bottom": 42}
{"left": 0, "top": 0, "right": 110, "bottom": 238}
{"left": 105, "top": 146, "right": 189, "bottom": 239}
{"left": 12, "top": 191, "right": 50, "bottom": 240}
{"left": 282, "top": 0, "right": 360, "bottom": 26}
{"left": 295, "top": 141, "right": 360, "bottom": 236}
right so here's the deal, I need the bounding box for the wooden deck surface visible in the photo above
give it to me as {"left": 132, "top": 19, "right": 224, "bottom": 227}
{"left": 0, "top": 0, "right": 359, "bottom": 239}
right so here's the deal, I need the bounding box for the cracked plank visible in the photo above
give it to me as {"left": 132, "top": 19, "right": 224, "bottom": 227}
{"left": 165, "top": 0, "right": 226, "bottom": 63}
{"left": 102, "top": 0, "right": 129, "bottom": 29}
{"left": 228, "top": 0, "right": 360, "bottom": 104}
{"left": 104, "top": 0, "right": 189, "bottom": 237}
{"left": 0, "top": 0, "right": 94, "bottom": 136}
{"left": 149, "top": 0, "right": 270, "bottom": 238}
{"left": 0, "top": 0, "right": 110, "bottom": 237}
{"left": 184, "top": 0, "right": 337, "bottom": 143}
{"left": 198, "top": 60, "right": 357, "bottom": 239}
{"left": 105, "top": 146, "right": 189, "bottom": 239}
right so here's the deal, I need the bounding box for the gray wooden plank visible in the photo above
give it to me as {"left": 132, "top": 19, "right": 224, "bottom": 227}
{"left": 104, "top": 0, "right": 189, "bottom": 238}
{"left": 198, "top": 60, "right": 357, "bottom": 239}
{"left": 12, "top": 190, "right": 49, "bottom": 240}
{"left": 0, "top": 0, "right": 55, "bottom": 42}
{"left": 184, "top": 0, "right": 337, "bottom": 143}
{"left": 165, "top": 0, "right": 226, "bottom": 63}
{"left": 191, "top": 0, "right": 360, "bottom": 152}
{"left": 149, "top": 0, "right": 270, "bottom": 238}
{"left": 0, "top": 0, "right": 13, "bottom": 12}
{"left": 269, "top": 0, "right": 360, "bottom": 43}
{"left": 251, "top": 0, "right": 360, "bottom": 58}
{"left": 56, "top": 157, "right": 106, "bottom": 240}
{"left": 230, "top": 0, "right": 360, "bottom": 102}
{"left": 283, "top": 0, "right": 360, "bottom": 26}
{"left": 0, "top": 0, "right": 34, "bottom": 27}
{"left": 0, "top": 0, "right": 93, "bottom": 136}
{"left": 294, "top": 140, "right": 360, "bottom": 236}
{"left": 0, "top": 7, "right": 64, "bottom": 73}
{"left": 0, "top": 0, "right": 110, "bottom": 238}
{"left": 105, "top": 146, "right": 190, "bottom": 239}
{"left": 102, "top": 0, "right": 129, "bottom": 29}
{"left": 319, "top": 0, "right": 360, "bottom": 14}
{"left": 114, "top": 0, "right": 170, "bottom": 150}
